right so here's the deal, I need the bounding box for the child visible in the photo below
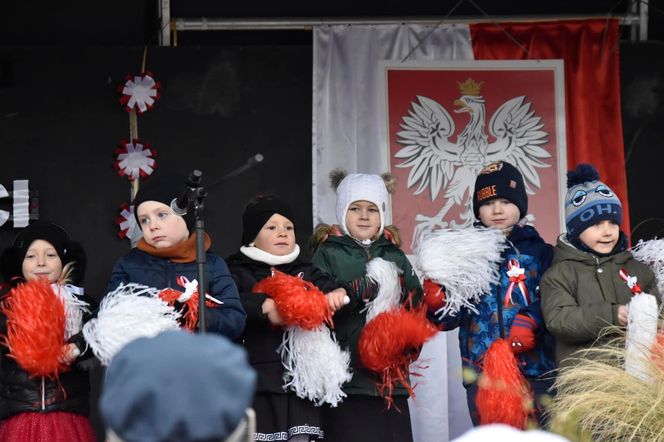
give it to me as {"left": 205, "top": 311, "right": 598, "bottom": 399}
{"left": 225, "top": 195, "right": 347, "bottom": 442}
{"left": 426, "top": 161, "right": 556, "bottom": 426}
{"left": 107, "top": 172, "right": 246, "bottom": 339}
{"left": 541, "top": 164, "right": 659, "bottom": 368}
{"left": 0, "top": 221, "right": 96, "bottom": 441}
{"left": 311, "top": 171, "right": 422, "bottom": 442}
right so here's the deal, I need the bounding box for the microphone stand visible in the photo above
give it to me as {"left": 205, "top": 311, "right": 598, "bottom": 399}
{"left": 181, "top": 154, "right": 264, "bottom": 334}
{"left": 191, "top": 186, "right": 208, "bottom": 334}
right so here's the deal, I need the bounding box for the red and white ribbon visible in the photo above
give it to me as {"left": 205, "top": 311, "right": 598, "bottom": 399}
{"left": 114, "top": 140, "right": 157, "bottom": 180}
{"left": 119, "top": 72, "right": 161, "bottom": 114}
{"left": 115, "top": 203, "right": 139, "bottom": 240}
{"left": 503, "top": 258, "right": 530, "bottom": 307}
{"left": 619, "top": 268, "right": 643, "bottom": 295}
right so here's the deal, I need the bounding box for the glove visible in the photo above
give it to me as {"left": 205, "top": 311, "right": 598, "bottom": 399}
{"left": 423, "top": 279, "right": 446, "bottom": 312}
{"left": 509, "top": 313, "right": 538, "bottom": 354}
{"left": 345, "top": 276, "right": 379, "bottom": 302}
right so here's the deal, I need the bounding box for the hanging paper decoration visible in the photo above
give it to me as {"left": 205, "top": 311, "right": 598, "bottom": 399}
{"left": 114, "top": 140, "right": 157, "bottom": 181}
{"left": 115, "top": 203, "right": 139, "bottom": 240}
{"left": 119, "top": 72, "right": 161, "bottom": 114}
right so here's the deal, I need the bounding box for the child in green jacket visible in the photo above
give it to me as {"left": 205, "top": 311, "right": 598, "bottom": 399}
{"left": 311, "top": 170, "right": 421, "bottom": 442}
{"left": 541, "top": 164, "right": 659, "bottom": 368}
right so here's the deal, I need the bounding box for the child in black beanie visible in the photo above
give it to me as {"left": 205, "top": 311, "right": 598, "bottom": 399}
{"left": 106, "top": 171, "right": 246, "bottom": 339}
{"left": 0, "top": 221, "right": 96, "bottom": 441}
{"left": 225, "top": 194, "right": 348, "bottom": 442}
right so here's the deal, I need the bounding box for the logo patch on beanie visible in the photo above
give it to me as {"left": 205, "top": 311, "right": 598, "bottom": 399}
{"left": 509, "top": 180, "right": 517, "bottom": 189}
{"left": 477, "top": 185, "right": 497, "bottom": 201}
{"left": 480, "top": 162, "right": 503, "bottom": 175}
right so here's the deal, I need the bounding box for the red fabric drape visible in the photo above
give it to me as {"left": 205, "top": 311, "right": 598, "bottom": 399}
{"left": 471, "top": 19, "right": 629, "bottom": 234}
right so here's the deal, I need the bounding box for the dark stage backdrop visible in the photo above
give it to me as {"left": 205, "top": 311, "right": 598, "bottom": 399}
{"left": 0, "top": 44, "right": 312, "bottom": 438}
{"left": 1, "top": 40, "right": 663, "bottom": 437}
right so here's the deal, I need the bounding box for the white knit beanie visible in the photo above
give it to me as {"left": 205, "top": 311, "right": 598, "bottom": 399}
{"left": 336, "top": 173, "right": 390, "bottom": 239}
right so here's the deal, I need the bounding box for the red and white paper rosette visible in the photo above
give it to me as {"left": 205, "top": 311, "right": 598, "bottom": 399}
{"left": 115, "top": 203, "right": 139, "bottom": 240}
{"left": 119, "top": 72, "right": 161, "bottom": 114}
{"left": 114, "top": 140, "right": 157, "bottom": 181}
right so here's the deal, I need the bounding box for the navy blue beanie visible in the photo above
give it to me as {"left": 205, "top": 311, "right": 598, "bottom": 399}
{"left": 565, "top": 164, "right": 622, "bottom": 240}
{"left": 100, "top": 330, "right": 256, "bottom": 442}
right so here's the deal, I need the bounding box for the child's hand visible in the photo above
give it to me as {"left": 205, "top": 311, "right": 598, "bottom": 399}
{"left": 59, "top": 343, "right": 81, "bottom": 364}
{"left": 261, "top": 298, "right": 284, "bottom": 326}
{"left": 423, "top": 279, "right": 446, "bottom": 312}
{"left": 325, "top": 288, "right": 349, "bottom": 312}
{"left": 618, "top": 304, "right": 629, "bottom": 326}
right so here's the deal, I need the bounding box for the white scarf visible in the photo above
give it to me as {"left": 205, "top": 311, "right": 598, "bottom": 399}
{"left": 240, "top": 244, "right": 300, "bottom": 266}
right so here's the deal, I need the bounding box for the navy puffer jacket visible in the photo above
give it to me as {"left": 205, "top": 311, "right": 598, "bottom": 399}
{"left": 107, "top": 249, "right": 246, "bottom": 340}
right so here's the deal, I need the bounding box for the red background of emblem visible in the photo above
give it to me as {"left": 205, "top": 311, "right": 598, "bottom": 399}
{"left": 386, "top": 67, "right": 563, "bottom": 253}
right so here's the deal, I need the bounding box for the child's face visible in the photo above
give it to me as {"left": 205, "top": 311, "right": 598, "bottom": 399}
{"left": 579, "top": 220, "right": 620, "bottom": 254}
{"left": 478, "top": 198, "right": 520, "bottom": 229}
{"left": 345, "top": 200, "right": 381, "bottom": 241}
{"left": 22, "top": 239, "right": 63, "bottom": 283}
{"left": 137, "top": 201, "right": 190, "bottom": 249}
{"left": 252, "top": 213, "right": 296, "bottom": 256}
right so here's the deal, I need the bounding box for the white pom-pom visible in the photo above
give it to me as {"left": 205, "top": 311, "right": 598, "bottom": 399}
{"left": 415, "top": 227, "right": 507, "bottom": 317}
{"left": 365, "top": 258, "right": 402, "bottom": 322}
{"left": 51, "top": 284, "right": 90, "bottom": 340}
{"left": 632, "top": 238, "right": 664, "bottom": 300}
{"left": 625, "top": 293, "right": 659, "bottom": 382}
{"left": 279, "top": 327, "right": 352, "bottom": 407}
{"left": 82, "top": 283, "right": 181, "bottom": 366}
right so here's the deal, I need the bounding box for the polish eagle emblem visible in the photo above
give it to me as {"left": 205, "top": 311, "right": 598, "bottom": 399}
{"left": 394, "top": 78, "right": 552, "bottom": 246}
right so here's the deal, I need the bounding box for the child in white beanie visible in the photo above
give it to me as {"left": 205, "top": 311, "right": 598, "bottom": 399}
{"left": 311, "top": 170, "right": 422, "bottom": 442}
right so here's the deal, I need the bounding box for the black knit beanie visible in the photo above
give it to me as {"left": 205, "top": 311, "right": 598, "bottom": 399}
{"left": 472, "top": 161, "right": 528, "bottom": 220}
{"left": 133, "top": 172, "right": 195, "bottom": 231}
{"left": 241, "top": 195, "right": 295, "bottom": 246}
{"left": 0, "top": 221, "right": 86, "bottom": 285}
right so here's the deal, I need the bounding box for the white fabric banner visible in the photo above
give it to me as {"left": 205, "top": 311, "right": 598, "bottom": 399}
{"left": 312, "top": 23, "right": 475, "bottom": 441}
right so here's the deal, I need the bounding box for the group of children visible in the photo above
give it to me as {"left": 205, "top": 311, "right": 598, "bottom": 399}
{"left": 0, "top": 159, "right": 657, "bottom": 441}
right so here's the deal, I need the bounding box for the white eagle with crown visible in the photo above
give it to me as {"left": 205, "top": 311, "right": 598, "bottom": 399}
{"left": 394, "top": 78, "right": 552, "bottom": 246}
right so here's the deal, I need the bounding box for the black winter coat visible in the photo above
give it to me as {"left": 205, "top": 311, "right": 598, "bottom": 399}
{"left": 225, "top": 251, "right": 339, "bottom": 393}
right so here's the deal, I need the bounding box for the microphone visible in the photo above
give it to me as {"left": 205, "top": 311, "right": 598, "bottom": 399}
{"left": 170, "top": 170, "right": 203, "bottom": 216}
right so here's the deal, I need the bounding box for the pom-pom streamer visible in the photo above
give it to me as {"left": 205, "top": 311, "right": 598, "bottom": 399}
{"left": 364, "top": 258, "right": 402, "bottom": 321}
{"left": 253, "top": 270, "right": 332, "bottom": 330}
{"left": 632, "top": 238, "right": 664, "bottom": 300}
{"left": 475, "top": 338, "right": 533, "bottom": 429}
{"left": 280, "top": 327, "right": 352, "bottom": 407}
{"left": 359, "top": 307, "right": 437, "bottom": 407}
{"left": 625, "top": 293, "right": 659, "bottom": 382}
{"left": 83, "top": 283, "right": 180, "bottom": 366}
{"left": 415, "top": 227, "right": 506, "bottom": 317}
{"left": 1, "top": 279, "right": 68, "bottom": 378}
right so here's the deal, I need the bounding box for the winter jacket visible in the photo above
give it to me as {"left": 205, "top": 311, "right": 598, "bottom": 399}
{"left": 541, "top": 235, "right": 659, "bottom": 368}
{"left": 311, "top": 226, "right": 422, "bottom": 396}
{"left": 0, "top": 283, "right": 97, "bottom": 420}
{"left": 107, "top": 248, "right": 246, "bottom": 340}
{"left": 225, "top": 251, "right": 339, "bottom": 394}
{"left": 432, "top": 225, "right": 557, "bottom": 382}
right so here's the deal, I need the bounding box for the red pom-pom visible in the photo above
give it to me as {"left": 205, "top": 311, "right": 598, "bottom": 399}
{"left": 1, "top": 279, "right": 68, "bottom": 378}
{"left": 359, "top": 307, "right": 437, "bottom": 408}
{"left": 159, "top": 289, "right": 217, "bottom": 331}
{"left": 253, "top": 270, "right": 332, "bottom": 330}
{"left": 475, "top": 338, "right": 534, "bottom": 429}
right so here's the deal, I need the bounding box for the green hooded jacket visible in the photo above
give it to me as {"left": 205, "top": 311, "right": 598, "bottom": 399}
{"left": 541, "top": 235, "right": 659, "bottom": 368}
{"left": 311, "top": 228, "right": 422, "bottom": 396}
